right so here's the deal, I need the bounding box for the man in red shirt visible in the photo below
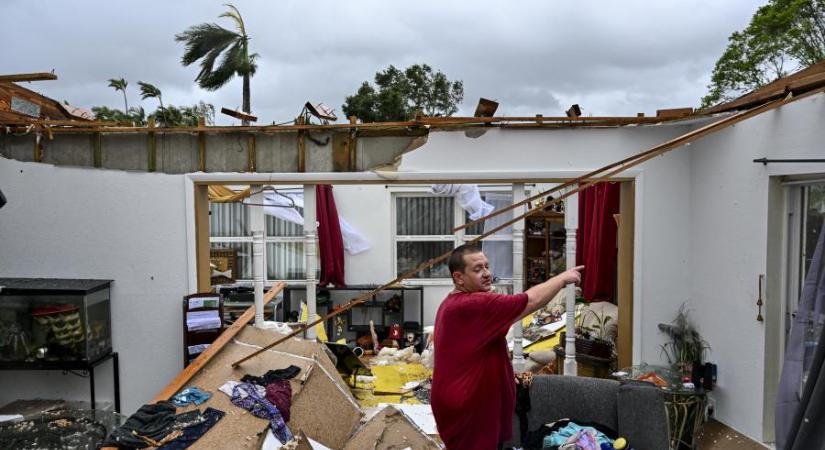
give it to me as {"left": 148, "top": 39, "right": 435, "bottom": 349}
{"left": 431, "top": 244, "right": 583, "bottom": 449}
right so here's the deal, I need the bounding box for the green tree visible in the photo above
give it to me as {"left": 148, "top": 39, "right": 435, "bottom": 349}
{"left": 92, "top": 105, "right": 146, "bottom": 126}
{"left": 702, "top": 0, "right": 825, "bottom": 108}
{"left": 175, "top": 4, "right": 258, "bottom": 124}
{"left": 151, "top": 102, "right": 216, "bottom": 127}
{"left": 342, "top": 64, "right": 464, "bottom": 122}
{"left": 107, "top": 78, "right": 129, "bottom": 112}
{"left": 138, "top": 81, "right": 164, "bottom": 110}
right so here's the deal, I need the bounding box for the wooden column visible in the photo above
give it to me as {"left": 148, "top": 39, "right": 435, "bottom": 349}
{"left": 616, "top": 181, "right": 635, "bottom": 369}
{"left": 512, "top": 183, "right": 526, "bottom": 370}
{"left": 564, "top": 185, "right": 579, "bottom": 376}
{"left": 194, "top": 184, "right": 211, "bottom": 292}
{"left": 147, "top": 118, "right": 156, "bottom": 172}
{"left": 197, "top": 117, "right": 206, "bottom": 172}
{"left": 303, "top": 184, "right": 318, "bottom": 339}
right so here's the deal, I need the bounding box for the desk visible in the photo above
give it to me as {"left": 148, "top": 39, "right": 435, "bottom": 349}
{"left": 0, "top": 352, "right": 120, "bottom": 412}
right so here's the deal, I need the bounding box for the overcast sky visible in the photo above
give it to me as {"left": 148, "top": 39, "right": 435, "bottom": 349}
{"left": 2, "top": 0, "right": 765, "bottom": 124}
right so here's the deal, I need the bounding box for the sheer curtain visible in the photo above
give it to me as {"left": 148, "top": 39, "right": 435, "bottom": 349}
{"left": 480, "top": 192, "right": 513, "bottom": 280}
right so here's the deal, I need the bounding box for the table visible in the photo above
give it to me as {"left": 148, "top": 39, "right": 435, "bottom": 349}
{"left": 0, "top": 352, "right": 120, "bottom": 412}
{"left": 664, "top": 388, "right": 707, "bottom": 450}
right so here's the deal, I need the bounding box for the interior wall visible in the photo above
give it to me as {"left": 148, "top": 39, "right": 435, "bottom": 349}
{"left": 686, "top": 92, "right": 825, "bottom": 441}
{"left": 0, "top": 157, "right": 189, "bottom": 415}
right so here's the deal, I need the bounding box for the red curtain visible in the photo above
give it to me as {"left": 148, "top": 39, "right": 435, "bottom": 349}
{"left": 316, "top": 185, "right": 346, "bottom": 287}
{"left": 576, "top": 182, "right": 620, "bottom": 302}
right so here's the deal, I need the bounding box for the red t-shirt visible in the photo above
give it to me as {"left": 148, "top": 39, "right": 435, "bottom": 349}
{"left": 431, "top": 291, "right": 528, "bottom": 449}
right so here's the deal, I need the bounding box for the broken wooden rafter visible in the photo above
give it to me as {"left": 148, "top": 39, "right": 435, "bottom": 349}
{"left": 0, "top": 72, "right": 58, "bottom": 82}
{"left": 221, "top": 107, "right": 258, "bottom": 122}
{"left": 456, "top": 95, "right": 792, "bottom": 233}
{"left": 231, "top": 95, "right": 796, "bottom": 368}
{"left": 151, "top": 282, "right": 284, "bottom": 403}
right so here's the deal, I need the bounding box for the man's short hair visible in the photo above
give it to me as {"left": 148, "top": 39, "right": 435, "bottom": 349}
{"left": 448, "top": 244, "right": 482, "bottom": 274}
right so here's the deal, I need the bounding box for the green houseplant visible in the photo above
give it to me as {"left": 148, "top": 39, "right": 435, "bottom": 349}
{"left": 658, "top": 304, "right": 710, "bottom": 376}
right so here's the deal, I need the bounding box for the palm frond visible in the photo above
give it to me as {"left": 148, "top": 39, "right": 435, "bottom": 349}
{"left": 198, "top": 41, "right": 243, "bottom": 90}
{"left": 107, "top": 78, "right": 127, "bottom": 91}
{"left": 175, "top": 24, "right": 238, "bottom": 67}
{"left": 138, "top": 82, "right": 162, "bottom": 100}
{"left": 219, "top": 3, "right": 246, "bottom": 36}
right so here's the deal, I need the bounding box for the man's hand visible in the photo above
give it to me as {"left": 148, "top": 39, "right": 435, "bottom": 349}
{"left": 555, "top": 265, "right": 584, "bottom": 285}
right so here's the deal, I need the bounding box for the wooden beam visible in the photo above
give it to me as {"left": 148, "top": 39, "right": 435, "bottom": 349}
{"left": 221, "top": 107, "right": 258, "bottom": 122}
{"left": 194, "top": 184, "right": 211, "bottom": 293}
{"left": 151, "top": 282, "right": 284, "bottom": 403}
{"left": 297, "top": 132, "right": 306, "bottom": 172}
{"left": 348, "top": 116, "right": 357, "bottom": 171}
{"left": 197, "top": 117, "right": 206, "bottom": 172}
{"left": 247, "top": 133, "right": 256, "bottom": 172}
{"left": 91, "top": 132, "right": 102, "bottom": 168}
{"left": 616, "top": 181, "right": 635, "bottom": 369}
{"left": 34, "top": 132, "right": 43, "bottom": 162}
{"left": 0, "top": 72, "right": 58, "bottom": 82}
{"left": 147, "top": 117, "right": 156, "bottom": 172}
{"left": 656, "top": 107, "right": 693, "bottom": 118}
{"left": 456, "top": 96, "right": 790, "bottom": 234}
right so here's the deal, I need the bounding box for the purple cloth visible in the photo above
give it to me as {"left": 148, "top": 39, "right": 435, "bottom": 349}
{"left": 776, "top": 222, "right": 825, "bottom": 449}
{"left": 231, "top": 382, "right": 293, "bottom": 444}
{"left": 265, "top": 380, "right": 293, "bottom": 423}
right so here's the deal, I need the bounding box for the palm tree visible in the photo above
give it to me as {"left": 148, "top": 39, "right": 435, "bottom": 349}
{"left": 108, "top": 78, "right": 129, "bottom": 112}
{"left": 175, "top": 4, "right": 258, "bottom": 125}
{"left": 138, "top": 81, "right": 164, "bottom": 110}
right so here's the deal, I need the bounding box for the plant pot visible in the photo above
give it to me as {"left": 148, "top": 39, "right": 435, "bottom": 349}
{"left": 559, "top": 332, "right": 613, "bottom": 359}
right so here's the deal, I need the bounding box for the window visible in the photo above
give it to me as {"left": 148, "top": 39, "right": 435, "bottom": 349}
{"left": 392, "top": 189, "right": 515, "bottom": 280}
{"left": 209, "top": 192, "right": 311, "bottom": 282}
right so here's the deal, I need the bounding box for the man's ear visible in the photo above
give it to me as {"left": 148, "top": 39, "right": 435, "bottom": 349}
{"left": 451, "top": 271, "right": 462, "bottom": 285}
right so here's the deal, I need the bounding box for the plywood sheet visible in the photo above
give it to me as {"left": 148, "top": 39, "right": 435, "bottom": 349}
{"left": 343, "top": 405, "right": 440, "bottom": 450}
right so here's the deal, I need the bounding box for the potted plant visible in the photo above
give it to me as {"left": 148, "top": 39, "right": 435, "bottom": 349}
{"left": 658, "top": 304, "right": 710, "bottom": 377}
{"left": 560, "top": 307, "right": 614, "bottom": 359}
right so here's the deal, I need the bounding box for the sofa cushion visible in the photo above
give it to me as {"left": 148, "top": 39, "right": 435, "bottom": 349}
{"left": 616, "top": 380, "right": 670, "bottom": 450}
{"left": 527, "top": 375, "right": 620, "bottom": 434}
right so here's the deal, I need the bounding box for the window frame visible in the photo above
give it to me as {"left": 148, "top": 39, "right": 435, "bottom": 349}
{"left": 391, "top": 186, "right": 517, "bottom": 284}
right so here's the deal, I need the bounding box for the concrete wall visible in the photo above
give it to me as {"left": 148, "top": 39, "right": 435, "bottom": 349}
{"left": 686, "top": 93, "right": 825, "bottom": 441}
{"left": 0, "top": 157, "right": 189, "bottom": 415}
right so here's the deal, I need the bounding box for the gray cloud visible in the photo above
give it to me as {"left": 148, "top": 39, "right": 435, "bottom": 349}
{"left": 1, "top": 0, "right": 764, "bottom": 124}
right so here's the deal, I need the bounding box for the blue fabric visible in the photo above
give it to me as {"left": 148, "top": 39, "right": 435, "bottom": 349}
{"left": 158, "top": 407, "right": 224, "bottom": 450}
{"left": 231, "top": 382, "right": 293, "bottom": 444}
{"left": 171, "top": 387, "right": 212, "bottom": 407}
{"left": 543, "top": 422, "right": 613, "bottom": 448}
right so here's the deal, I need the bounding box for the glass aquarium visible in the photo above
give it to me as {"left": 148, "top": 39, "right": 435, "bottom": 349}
{"left": 0, "top": 278, "right": 112, "bottom": 363}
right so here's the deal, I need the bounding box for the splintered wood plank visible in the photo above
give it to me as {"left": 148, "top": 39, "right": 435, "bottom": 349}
{"left": 150, "top": 282, "right": 285, "bottom": 403}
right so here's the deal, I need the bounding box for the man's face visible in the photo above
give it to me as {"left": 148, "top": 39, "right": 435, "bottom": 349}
{"left": 453, "top": 251, "right": 492, "bottom": 292}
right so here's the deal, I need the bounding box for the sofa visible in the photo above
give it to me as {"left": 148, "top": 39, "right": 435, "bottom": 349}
{"left": 505, "top": 375, "right": 670, "bottom": 450}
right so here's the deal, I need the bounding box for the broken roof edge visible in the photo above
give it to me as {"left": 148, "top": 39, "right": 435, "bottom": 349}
{"left": 700, "top": 58, "right": 825, "bottom": 114}
{"left": 0, "top": 113, "right": 713, "bottom": 135}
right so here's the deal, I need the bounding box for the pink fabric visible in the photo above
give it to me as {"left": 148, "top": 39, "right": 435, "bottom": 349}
{"left": 576, "top": 182, "right": 620, "bottom": 302}
{"left": 316, "top": 185, "right": 346, "bottom": 287}
{"left": 431, "top": 291, "right": 528, "bottom": 449}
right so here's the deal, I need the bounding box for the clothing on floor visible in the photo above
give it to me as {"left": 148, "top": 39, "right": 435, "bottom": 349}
{"left": 158, "top": 407, "right": 225, "bottom": 450}
{"left": 265, "top": 380, "right": 293, "bottom": 423}
{"left": 231, "top": 382, "right": 293, "bottom": 444}
{"left": 541, "top": 421, "right": 614, "bottom": 450}
{"left": 240, "top": 365, "right": 301, "bottom": 386}
{"left": 102, "top": 401, "right": 178, "bottom": 448}
{"left": 171, "top": 387, "right": 212, "bottom": 407}
{"left": 431, "top": 291, "right": 529, "bottom": 450}
{"left": 525, "top": 419, "right": 618, "bottom": 450}
{"left": 219, "top": 380, "right": 266, "bottom": 398}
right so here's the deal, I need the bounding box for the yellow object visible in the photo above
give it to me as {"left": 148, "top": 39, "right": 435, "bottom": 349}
{"left": 370, "top": 363, "right": 432, "bottom": 394}
{"left": 207, "top": 185, "right": 251, "bottom": 203}
{"left": 613, "top": 437, "right": 627, "bottom": 449}
{"left": 299, "top": 302, "right": 329, "bottom": 342}
{"left": 336, "top": 338, "right": 347, "bottom": 345}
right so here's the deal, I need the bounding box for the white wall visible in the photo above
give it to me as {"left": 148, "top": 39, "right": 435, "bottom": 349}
{"left": 400, "top": 124, "right": 699, "bottom": 365}
{"left": 686, "top": 93, "right": 825, "bottom": 441}
{"left": 0, "top": 157, "right": 189, "bottom": 415}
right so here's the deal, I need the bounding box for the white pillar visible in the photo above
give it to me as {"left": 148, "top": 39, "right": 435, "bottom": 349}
{"left": 250, "top": 185, "right": 266, "bottom": 327}
{"left": 564, "top": 185, "right": 579, "bottom": 376}
{"left": 512, "top": 183, "right": 526, "bottom": 371}
{"left": 303, "top": 184, "right": 318, "bottom": 340}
